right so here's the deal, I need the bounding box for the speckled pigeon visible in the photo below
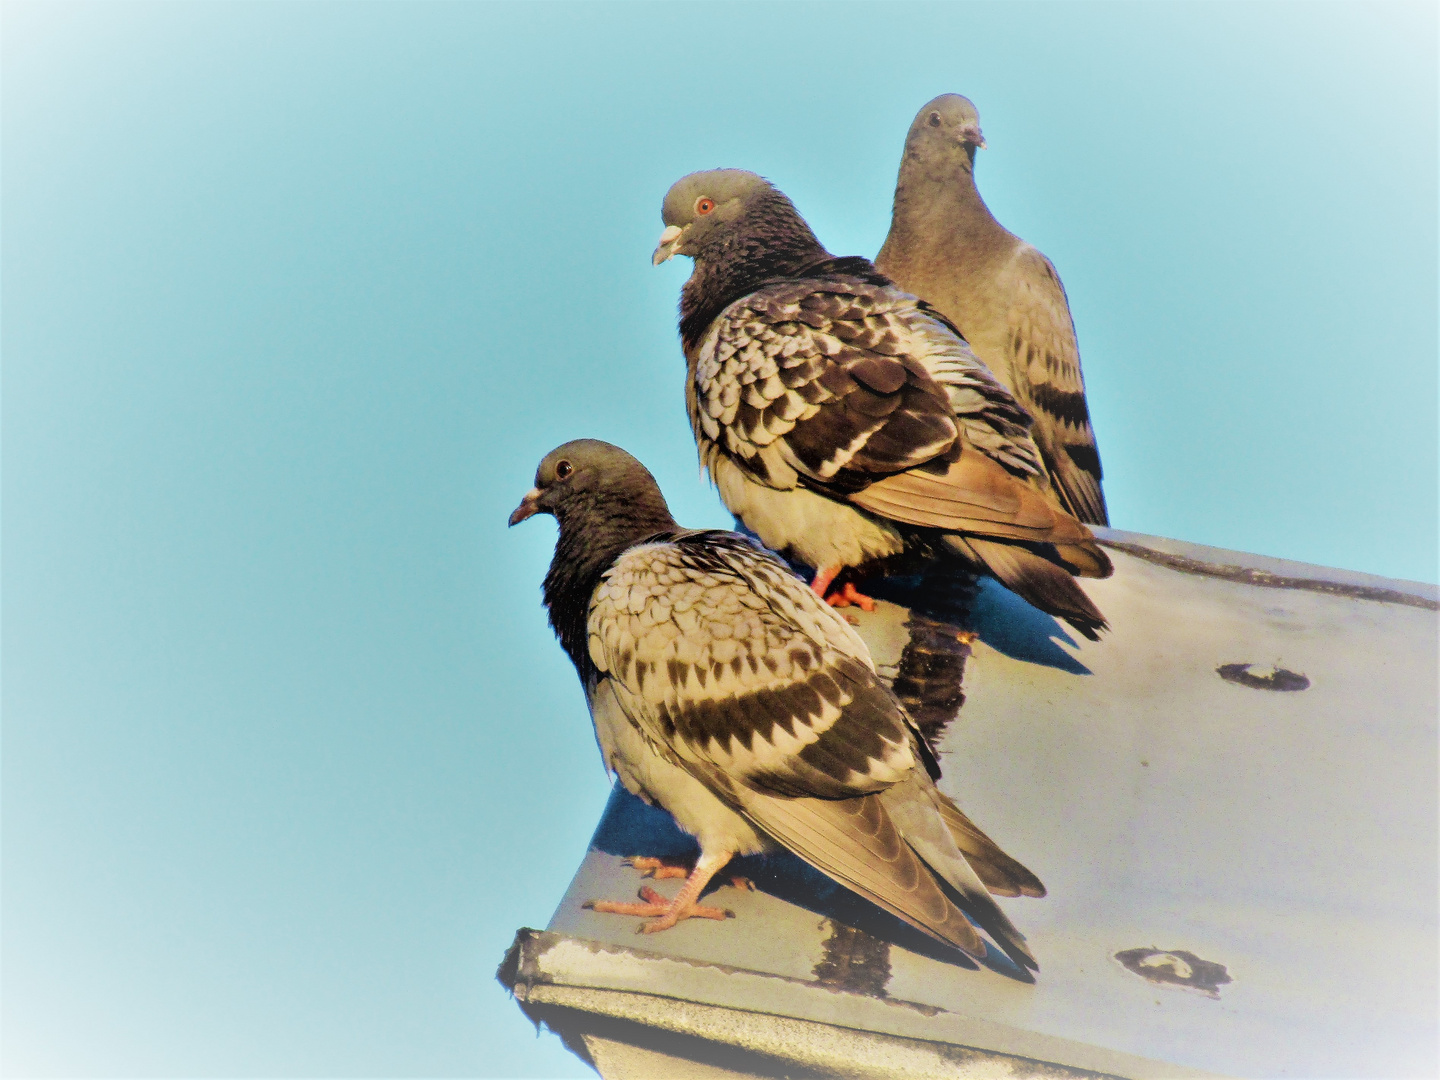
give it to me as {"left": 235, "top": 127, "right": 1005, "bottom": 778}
{"left": 877, "top": 94, "right": 1109, "bottom": 526}
{"left": 652, "top": 169, "right": 1111, "bottom": 639}
{"left": 510, "top": 438, "right": 1045, "bottom": 974}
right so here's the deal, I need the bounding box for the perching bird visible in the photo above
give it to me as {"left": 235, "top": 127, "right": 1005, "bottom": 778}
{"left": 510, "top": 438, "right": 1045, "bottom": 975}
{"left": 877, "top": 94, "right": 1108, "bottom": 526}
{"left": 652, "top": 168, "right": 1111, "bottom": 639}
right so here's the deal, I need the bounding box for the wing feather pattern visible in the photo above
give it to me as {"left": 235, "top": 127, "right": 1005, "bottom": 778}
{"left": 1005, "top": 247, "right": 1108, "bottom": 525}
{"left": 691, "top": 276, "right": 1043, "bottom": 491}
{"left": 586, "top": 530, "right": 1040, "bottom": 970}
{"left": 935, "top": 795, "right": 1047, "bottom": 899}
{"left": 688, "top": 273, "right": 1111, "bottom": 636}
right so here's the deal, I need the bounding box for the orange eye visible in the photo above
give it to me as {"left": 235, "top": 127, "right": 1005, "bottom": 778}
{"left": 695, "top": 197, "right": 716, "bottom": 215}
{"left": 555, "top": 460, "right": 573, "bottom": 480}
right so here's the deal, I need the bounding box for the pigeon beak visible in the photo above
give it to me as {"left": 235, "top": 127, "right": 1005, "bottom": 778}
{"left": 508, "top": 488, "right": 544, "bottom": 527}
{"left": 652, "top": 224, "right": 684, "bottom": 266}
{"left": 961, "top": 123, "right": 986, "bottom": 150}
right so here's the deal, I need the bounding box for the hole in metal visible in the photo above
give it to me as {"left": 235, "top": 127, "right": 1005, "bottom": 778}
{"left": 1217, "top": 663, "right": 1310, "bottom": 691}
{"left": 1115, "top": 948, "right": 1232, "bottom": 998}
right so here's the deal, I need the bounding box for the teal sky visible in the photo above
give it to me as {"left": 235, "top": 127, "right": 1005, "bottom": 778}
{"left": 3, "top": 2, "right": 1435, "bottom": 1077}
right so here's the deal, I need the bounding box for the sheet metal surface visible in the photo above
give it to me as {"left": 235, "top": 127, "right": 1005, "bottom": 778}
{"left": 529, "top": 532, "right": 1438, "bottom": 1078}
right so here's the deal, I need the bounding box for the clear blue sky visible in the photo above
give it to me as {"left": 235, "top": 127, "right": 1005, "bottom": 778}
{"left": 3, "top": 2, "right": 1434, "bottom": 1077}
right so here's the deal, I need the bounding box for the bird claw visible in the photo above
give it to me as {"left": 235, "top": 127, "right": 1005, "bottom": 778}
{"left": 583, "top": 885, "right": 734, "bottom": 931}
{"left": 622, "top": 855, "right": 691, "bottom": 880}
{"left": 825, "top": 581, "right": 877, "bottom": 612}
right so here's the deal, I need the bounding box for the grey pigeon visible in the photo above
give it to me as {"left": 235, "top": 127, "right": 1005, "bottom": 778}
{"left": 652, "top": 169, "right": 1111, "bottom": 639}
{"left": 877, "top": 94, "right": 1108, "bottom": 525}
{"left": 510, "top": 438, "right": 1045, "bottom": 975}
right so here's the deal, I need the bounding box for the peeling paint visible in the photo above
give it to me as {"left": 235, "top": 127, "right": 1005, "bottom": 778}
{"left": 1217, "top": 663, "right": 1310, "bottom": 691}
{"left": 501, "top": 927, "right": 944, "bottom": 1017}
{"left": 890, "top": 613, "right": 973, "bottom": 752}
{"left": 812, "top": 920, "right": 893, "bottom": 999}
{"left": 1114, "top": 948, "right": 1232, "bottom": 998}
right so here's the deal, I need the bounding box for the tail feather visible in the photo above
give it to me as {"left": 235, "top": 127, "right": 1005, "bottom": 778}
{"left": 1049, "top": 540, "right": 1113, "bottom": 580}
{"left": 935, "top": 794, "right": 1046, "bottom": 899}
{"left": 879, "top": 776, "right": 1038, "bottom": 973}
{"left": 701, "top": 766, "right": 992, "bottom": 963}
{"left": 945, "top": 534, "right": 1107, "bottom": 640}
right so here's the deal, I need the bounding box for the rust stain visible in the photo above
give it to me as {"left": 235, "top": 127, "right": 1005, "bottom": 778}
{"left": 1101, "top": 540, "right": 1437, "bottom": 611}
{"left": 812, "top": 920, "right": 892, "bottom": 999}
{"left": 1115, "top": 947, "right": 1232, "bottom": 998}
{"left": 1217, "top": 663, "right": 1310, "bottom": 692}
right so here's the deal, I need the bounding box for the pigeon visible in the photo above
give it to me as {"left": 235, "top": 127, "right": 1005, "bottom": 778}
{"left": 510, "top": 438, "right": 1045, "bottom": 976}
{"left": 876, "top": 94, "right": 1109, "bottom": 526}
{"left": 652, "top": 169, "right": 1111, "bottom": 639}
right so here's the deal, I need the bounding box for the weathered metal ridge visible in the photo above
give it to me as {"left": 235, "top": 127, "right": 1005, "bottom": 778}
{"left": 500, "top": 928, "right": 1192, "bottom": 1078}
{"left": 1094, "top": 527, "right": 1439, "bottom": 611}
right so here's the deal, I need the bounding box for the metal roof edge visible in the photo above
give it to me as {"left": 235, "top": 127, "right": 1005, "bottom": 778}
{"left": 1092, "top": 528, "right": 1439, "bottom": 610}
{"left": 499, "top": 928, "right": 1225, "bottom": 1080}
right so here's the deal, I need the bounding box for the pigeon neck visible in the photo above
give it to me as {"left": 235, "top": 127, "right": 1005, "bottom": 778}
{"left": 892, "top": 146, "right": 999, "bottom": 239}
{"left": 679, "top": 204, "right": 830, "bottom": 353}
{"left": 543, "top": 494, "right": 679, "bottom": 677}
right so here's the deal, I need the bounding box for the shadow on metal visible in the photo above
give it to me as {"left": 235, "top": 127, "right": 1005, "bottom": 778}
{"left": 587, "top": 785, "right": 1036, "bottom": 982}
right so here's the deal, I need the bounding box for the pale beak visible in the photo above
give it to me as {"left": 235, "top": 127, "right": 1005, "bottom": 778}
{"left": 652, "top": 224, "right": 684, "bottom": 266}
{"left": 961, "top": 123, "right": 986, "bottom": 150}
{"left": 508, "top": 487, "right": 543, "bottom": 527}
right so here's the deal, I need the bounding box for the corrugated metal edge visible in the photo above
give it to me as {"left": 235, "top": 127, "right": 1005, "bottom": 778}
{"left": 498, "top": 929, "right": 1224, "bottom": 1080}
{"left": 1093, "top": 528, "right": 1438, "bottom": 609}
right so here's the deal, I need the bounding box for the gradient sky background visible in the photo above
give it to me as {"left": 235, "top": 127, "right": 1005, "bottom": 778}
{"left": 3, "top": 2, "right": 1435, "bottom": 1077}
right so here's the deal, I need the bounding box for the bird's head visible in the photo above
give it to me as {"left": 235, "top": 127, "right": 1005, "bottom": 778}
{"left": 652, "top": 169, "right": 812, "bottom": 266}
{"left": 508, "top": 439, "right": 672, "bottom": 531}
{"left": 905, "top": 94, "right": 986, "bottom": 160}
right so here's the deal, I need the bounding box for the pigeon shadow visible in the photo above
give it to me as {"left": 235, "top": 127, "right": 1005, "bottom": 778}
{"left": 588, "top": 785, "right": 1034, "bottom": 983}
{"left": 955, "top": 577, "right": 1091, "bottom": 675}
{"left": 858, "top": 573, "right": 1091, "bottom": 676}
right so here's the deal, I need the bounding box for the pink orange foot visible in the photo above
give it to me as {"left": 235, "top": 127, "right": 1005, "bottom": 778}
{"left": 826, "top": 581, "right": 877, "bottom": 612}
{"left": 810, "top": 565, "right": 876, "bottom": 613}
{"left": 584, "top": 885, "right": 734, "bottom": 932}
{"left": 584, "top": 849, "right": 740, "bottom": 934}
{"left": 623, "top": 855, "right": 690, "bottom": 880}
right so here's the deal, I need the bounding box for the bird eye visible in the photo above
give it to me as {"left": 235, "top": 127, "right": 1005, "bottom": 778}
{"left": 555, "top": 460, "right": 573, "bottom": 480}
{"left": 927, "top": 112, "right": 942, "bottom": 127}
{"left": 695, "top": 197, "right": 716, "bottom": 215}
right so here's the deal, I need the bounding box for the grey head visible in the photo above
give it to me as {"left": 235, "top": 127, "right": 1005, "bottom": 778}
{"left": 507, "top": 438, "right": 675, "bottom": 536}
{"left": 510, "top": 439, "right": 680, "bottom": 676}
{"left": 652, "top": 168, "right": 821, "bottom": 267}
{"left": 903, "top": 94, "right": 987, "bottom": 169}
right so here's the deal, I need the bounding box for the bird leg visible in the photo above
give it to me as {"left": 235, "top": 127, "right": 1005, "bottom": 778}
{"left": 810, "top": 562, "right": 843, "bottom": 600}
{"left": 624, "top": 854, "right": 754, "bottom": 890}
{"left": 809, "top": 565, "right": 878, "bottom": 613}
{"left": 584, "top": 849, "right": 738, "bottom": 932}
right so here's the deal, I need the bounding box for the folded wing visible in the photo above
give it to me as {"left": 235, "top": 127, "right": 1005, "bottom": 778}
{"left": 1004, "top": 246, "right": 1108, "bottom": 525}
{"left": 586, "top": 531, "right": 1040, "bottom": 971}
